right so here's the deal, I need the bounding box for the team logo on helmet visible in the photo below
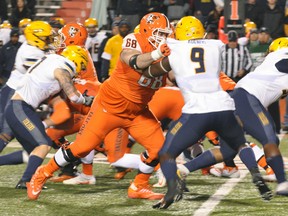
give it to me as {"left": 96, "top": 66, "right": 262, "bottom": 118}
{"left": 146, "top": 14, "right": 159, "bottom": 24}
{"left": 68, "top": 27, "right": 79, "bottom": 38}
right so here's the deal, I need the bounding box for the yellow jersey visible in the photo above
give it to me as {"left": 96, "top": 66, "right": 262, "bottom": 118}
{"left": 101, "top": 34, "right": 123, "bottom": 76}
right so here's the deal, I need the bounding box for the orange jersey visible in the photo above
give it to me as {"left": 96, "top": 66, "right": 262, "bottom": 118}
{"left": 149, "top": 86, "right": 183, "bottom": 121}
{"left": 48, "top": 97, "right": 72, "bottom": 125}
{"left": 67, "top": 33, "right": 166, "bottom": 163}
{"left": 77, "top": 49, "right": 99, "bottom": 82}
{"left": 99, "top": 33, "right": 167, "bottom": 118}
{"left": 219, "top": 72, "right": 236, "bottom": 91}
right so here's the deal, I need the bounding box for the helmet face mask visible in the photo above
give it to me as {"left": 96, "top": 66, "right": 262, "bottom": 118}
{"left": 52, "top": 29, "right": 66, "bottom": 51}
{"left": 140, "top": 13, "right": 172, "bottom": 49}
{"left": 84, "top": 18, "right": 98, "bottom": 36}
{"left": 175, "top": 16, "right": 205, "bottom": 40}
{"left": 149, "top": 27, "right": 171, "bottom": 48}
{"left": 86, "top": 26, "right": 97, "bottom": 36}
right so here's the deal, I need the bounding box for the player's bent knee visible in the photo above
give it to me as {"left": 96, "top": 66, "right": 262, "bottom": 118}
{"left": 62, "top": 147, "right": 79, "bottom": 163}
{"left": 30, "top": 144, "right": 51, "bottom": 159}
{"left": 54, "top": 147, "right": 80, "bottom": 167}
{"left": 140, "top": 150, "right": 159, "bottom": 167}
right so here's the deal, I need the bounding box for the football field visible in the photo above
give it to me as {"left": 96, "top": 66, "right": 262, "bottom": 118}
{"left": 0, "top": 133, "right": 288, "bottom": 216}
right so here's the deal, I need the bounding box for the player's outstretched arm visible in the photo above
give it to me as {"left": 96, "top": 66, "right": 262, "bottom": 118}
{"left": 121, "top": 39, "right": 171, "bottom": 71}
{"left": 54, "top": 68, "right": 86, "bottom": 104}
{"left": 142, "top": 56, "right": 172, "bottom": 78}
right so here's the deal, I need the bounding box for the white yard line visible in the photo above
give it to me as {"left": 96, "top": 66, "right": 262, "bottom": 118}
{"left": 193, "top": 170, "right": 248, "bottom": 216}
{"left": 193, "top": 133, "right": 287, "bottom": 216}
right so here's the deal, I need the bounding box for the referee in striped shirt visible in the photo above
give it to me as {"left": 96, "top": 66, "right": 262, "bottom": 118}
{"left": 221, "top": 30, "right": 253, "bottom": 82}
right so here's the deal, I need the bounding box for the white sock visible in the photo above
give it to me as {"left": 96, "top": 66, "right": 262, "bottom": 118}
{"left": 22, "top": 150, "right": 29, "bottom": 163}
{"left": 111, "top": 153, "right": 140, "bottom": 169}
{"left": 81, "top": 149, "right": 95, "bottom": 164}
{"left": 250, "top": 143, "right": 264, "bottom": 161}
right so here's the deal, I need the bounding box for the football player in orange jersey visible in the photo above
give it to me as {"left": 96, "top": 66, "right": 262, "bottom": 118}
{"left": 46, "top": 22, "right": 131, "bottom": 184}
{"left": 45, "top": 22, "right": 101, "bottom": 183}
{"left": 27, "top": 12, "right": 173, "bottom": 201}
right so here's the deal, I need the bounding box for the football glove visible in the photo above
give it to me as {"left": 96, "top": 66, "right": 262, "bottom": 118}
{"left": 151, "top": 39, "right": 171, "bottom": 60}
{"left": 82, "top": 90, "right": 94, "bottom": 106}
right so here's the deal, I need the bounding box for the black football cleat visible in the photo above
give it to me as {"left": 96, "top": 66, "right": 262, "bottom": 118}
{"left": 252, "top": 173, "right": 273, "bottom": 201}
{"left": 152, "top": 197, "right": 174, "bottom": 209}
{"left": 15, "top": 180, "right": 27, "bottom": 189}
{"left": 152, "top": 178, "right": 184, "bottom": 209}
{"left": 176, "top": 170, "right": 189, "bottom": 193}
{"left": 15, "top": 179, "right": 48, "bottom": 190}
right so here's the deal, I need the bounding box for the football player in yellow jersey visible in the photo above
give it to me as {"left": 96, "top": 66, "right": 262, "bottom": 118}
{"left": 101, "top": 20, "right": 131, "bottom": 82}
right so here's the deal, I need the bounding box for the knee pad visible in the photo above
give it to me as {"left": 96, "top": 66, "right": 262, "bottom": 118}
{"left": 62, "top": 147, "right": 79, "bottom": 163}
{"left": 184, "top": 142, "right": 205, "bottom": 160}
{"left": 140, "top": 150, "right": 159, "bottom": 167}
{"left": 127, "top": 138, "right": 135, "bottom": 149}
{"left": 139, "top": 160, "right": 154, "bottom": 174}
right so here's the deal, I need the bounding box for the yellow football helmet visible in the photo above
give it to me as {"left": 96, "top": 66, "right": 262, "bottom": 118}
{"left": 24, "top": 21, "right": 53, "bottom": 50}
{"left": 0, "top": 20, "right": 12, "bottom": 29}
{"left": 268, "top": 37, "right": 288, "bottom": 53}
{"left": 244, "top": 21, "right": 256, "bottom": 34}
{"left": 134, "top": 24, "right": 140, "bottom": 33}
{"left": 53, "top": 17, "right": 65, "bottom": 26}
{"left": 61, "top": 45, "right": 89, "bottom": 73}
{"left": 84, "top": 18, "right": 98, "bottom": 28}
{"left": 19, "top": 18, "right": 32, "bottom": 28}
{"left": 175, "top": 16, "right": 205, "bottom": 40}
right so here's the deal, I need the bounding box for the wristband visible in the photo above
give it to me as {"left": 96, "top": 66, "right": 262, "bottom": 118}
{"left": 42, "top": 121, "right": 48, "bottom": 129}
{"left": 70, "top": 92, "right": 85, "bottom": 104}
{"left": 151, "top": 49, "right": 162, "bottom": 61}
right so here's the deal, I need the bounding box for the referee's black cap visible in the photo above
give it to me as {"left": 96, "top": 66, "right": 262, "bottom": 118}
{"left": 228, "top": 30, "right": 238, "bottom": 42}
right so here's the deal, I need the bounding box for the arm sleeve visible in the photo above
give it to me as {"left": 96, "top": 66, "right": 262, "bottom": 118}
{"left": 101, "top": 59, "right": 110, "bottom": 80}
{"left": 49, "top": 100, "right": 72, "bottom": 125}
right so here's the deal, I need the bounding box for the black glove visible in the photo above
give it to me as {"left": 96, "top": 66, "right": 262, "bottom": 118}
{"left": 83, "top": 90, "right": 94, "bottom": 106}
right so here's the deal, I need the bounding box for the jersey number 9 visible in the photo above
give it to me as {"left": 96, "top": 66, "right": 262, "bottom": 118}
{"left": 190, "top": 47, "right": 205, "bottom": 74}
